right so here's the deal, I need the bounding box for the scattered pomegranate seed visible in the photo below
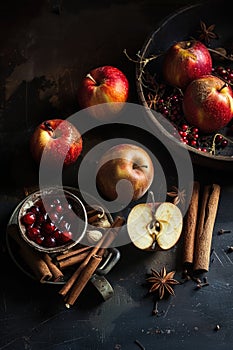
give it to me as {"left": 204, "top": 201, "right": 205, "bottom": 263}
{"left": 221, "top": 139, "right": 228, "bottom": 148}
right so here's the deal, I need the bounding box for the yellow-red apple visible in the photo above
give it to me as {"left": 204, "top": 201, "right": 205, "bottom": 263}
{"left": 30, "top": 119, "right": 83, "bottom": 166}
{"left": 96, "top": 144, "right": 154, "bottom": 202}
{"left": 162, "top": 40, "right": 212, "bottom": 89}
{"left": 182, "top": 75, "right": 233, "bottom": 133}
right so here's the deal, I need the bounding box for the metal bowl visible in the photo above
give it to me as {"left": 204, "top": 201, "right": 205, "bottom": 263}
{"left": 7, "top": 187, "right": 121, "bottom": 288}
{"left": 18, "top": 186, "right": 88, "bottom": 254}
{"left": 136, "top": 0, "right": 233, "bottom": 171}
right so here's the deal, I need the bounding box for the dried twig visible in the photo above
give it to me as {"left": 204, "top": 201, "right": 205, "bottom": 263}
{"left": 208, "top": 47, "right": 233, "bottom": 62}
{"left": 123, "top": 48, "right": 162, "bottom": 89}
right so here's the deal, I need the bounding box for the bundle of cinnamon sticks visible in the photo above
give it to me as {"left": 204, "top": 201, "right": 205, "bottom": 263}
{"left": 58, "top": 215, "right": 125, "bottom": 308}
{"left": 182, "top": 181, "right": 221, "bottom": 274}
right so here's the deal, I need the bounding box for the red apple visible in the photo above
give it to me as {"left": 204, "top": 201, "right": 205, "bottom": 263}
{"left": 96, "top": 144, "right": 154, "bottom": 202}
{"left": 77, "top": 65, "right": 129, "bottom": 120}
{"left": 30, "top": 119, "right": 83, "bottom": 166}
{"left": 182, "top": 75, "right": 233, "bottom": 133}
{"left": 162, "top": 40, "right": 212, "bottom": 89}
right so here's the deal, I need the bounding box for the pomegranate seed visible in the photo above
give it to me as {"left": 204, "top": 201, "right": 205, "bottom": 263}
{"left": 190, "top": 140, "right": 197, "bottom": 146}
{"left": 27, "top": 205, "right": 40, "bottom": 214}
{"left": 36, "top": 213, "right": 48, "bottom": 225}
{"left": 221, "top": 139, "right": 228, "bottom": 148}
{"left": 27, "top": 227, "right": 41, "bottom": 240}
{"left": 181, "top": 124, "right": 188, "bottom": 131}
{"left": 43, "top": 221, "right": 56, "bottom": 234}
{"left": 53, "top": 229, "right": 62, "bottom": 240}
{"left": 182, "top": 139, "right": 189, "bottom": 144}
{"left": 35, "top": 235, "right": 45, "bottom": 245}
{"left": 60, "top": 231, "right": 73, "bottom": 243}
{"left": 44, "top": 236, "right": 56, "bottom": 247}
{"left": 215, "top": 134, "right": 223, "bottom": 143}
{"left": 192, "top": 133, "right": 199, "bottom": 140}
{"left": 35, "top": 199, "right": 46, "bottom": 213}
{"left": 56, "top": 204, "right": 63, "bottom": 213}
{"left": 49, "top": 212, "right": 59, "bottom": 223}
{"left": 21, "top": 212, "right": 36, "bottom": 225}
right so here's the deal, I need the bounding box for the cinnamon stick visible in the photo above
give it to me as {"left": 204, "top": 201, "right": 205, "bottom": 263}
{"left": 59, "top": 215, "right": 125, "bottom": 299}
{"left": 193, "top": 184, "right": 221, "bottom": 273}
{"left": 65, "top": 254, "right": 102, "bottom": 307}
{"left": 58, "top": 251, "right": 90, "bottom": 270}
{"left": 42, "top": 253, "right": 64, "bottom": 281}
{"left": 55, "top": 246, "right": 91, "bottom": 262}
{"left": 7, "top": 224, "right": 53, "bottom": 282}
{"left": 182, "top": 181, "right": 200, "bottom": 267}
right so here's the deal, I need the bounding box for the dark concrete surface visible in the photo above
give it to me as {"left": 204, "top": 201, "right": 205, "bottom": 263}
{"left": 1, "top": 1, "right": 233, "bottom": 349}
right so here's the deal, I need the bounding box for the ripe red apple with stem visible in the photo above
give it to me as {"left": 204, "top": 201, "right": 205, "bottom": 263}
{"left": 96, "top": 143, "right": 154, "bottom": 202}
{"left": 182, "top": 75, "right": 233, "bottom": 133}
{"left": 30, "top": 119, "right": 83, "bottom": 166}
{"left": 77, "top": 65, "right": 129, "bottom": 120}
{"left": 162, "top": 40, "right": 212, "bottom": 89}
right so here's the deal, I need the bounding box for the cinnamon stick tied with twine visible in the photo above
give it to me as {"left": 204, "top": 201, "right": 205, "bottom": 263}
{"left": 182, "top": 181, "right": 200, "bottom": 268}
{"left": 59, "top": 215, "right": 125, "bottom": 307}
{"left": 193, "top": 183, "right": 221, "bottom": 273}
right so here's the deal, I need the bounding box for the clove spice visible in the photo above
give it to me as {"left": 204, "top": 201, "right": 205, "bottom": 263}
{"left": 218, "top": 229, "right": 231, "bottom": 235}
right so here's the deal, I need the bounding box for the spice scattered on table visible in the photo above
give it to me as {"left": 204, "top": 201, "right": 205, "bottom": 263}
{"left": 147, "top": 267, "right": 179, "bottom": 300}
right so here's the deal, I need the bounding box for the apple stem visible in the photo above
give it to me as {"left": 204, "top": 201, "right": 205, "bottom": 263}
{"left": 86, "top": 73, "right": 97, "bottom": 85}
{"left": 44, "top": 121, "right": 54, "bottom": 133}
{"left": 219, "top": 83, "right": 228, "bottom": 92}
{"left": 133, "top": 164, "right": 148, "bottom": 169}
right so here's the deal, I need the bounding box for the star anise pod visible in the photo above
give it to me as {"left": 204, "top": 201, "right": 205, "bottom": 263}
{"left": 167, "top": 186, "right": 186, "bottom": 206}
{"left": 147, "top": 267, "right": 179, "bottom": 300}
{"left": 198, "top": 20, "right": 218, "bottom": 44}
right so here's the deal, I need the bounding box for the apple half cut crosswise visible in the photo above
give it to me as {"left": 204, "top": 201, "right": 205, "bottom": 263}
{"left": 127, "top": 202, "right": 183, "bottom": 250}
